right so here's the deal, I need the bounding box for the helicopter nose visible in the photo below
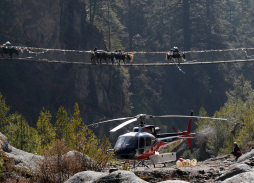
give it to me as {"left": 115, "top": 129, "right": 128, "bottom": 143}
{"left": 114, "top": 148, "right": 136, "bottom": 159}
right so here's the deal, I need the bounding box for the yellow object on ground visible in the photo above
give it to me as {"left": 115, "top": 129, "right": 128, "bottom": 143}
{"left": 176, "top": 159, "right": 198, "bottom": 167}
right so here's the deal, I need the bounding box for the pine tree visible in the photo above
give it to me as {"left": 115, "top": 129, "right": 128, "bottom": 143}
{"left": 226, "top": 74, "right": 254, "bottom": 104}
{"left": 55, "top": 106, "right": 69, "bottom": 141}
{"left": 5, "top": 112, "right": 39, "bottom": 153}
{"left": 67, "top": 103, "right": 82, "bottom": 149}
{"left": 195, "top": 107, "right": 212, "bottom": 132}
{"left": 36, "top": 107, "right": 55, "bottom": 153}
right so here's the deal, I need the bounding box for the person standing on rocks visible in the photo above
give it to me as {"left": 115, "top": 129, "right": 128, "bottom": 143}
{"left": 231, "top": 142, "right": 242, "bottom": 161}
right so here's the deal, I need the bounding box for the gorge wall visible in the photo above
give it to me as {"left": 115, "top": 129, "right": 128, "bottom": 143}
{"left": 0, "top": 0, "right": 131, "bottom": 139}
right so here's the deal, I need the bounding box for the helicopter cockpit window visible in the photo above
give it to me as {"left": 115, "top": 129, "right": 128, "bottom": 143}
{"left": 145, "top": 137, "right": 151, "bottom": 146}
{"left": 114, "top": 136, "right": 133, "bottom": 149}
{"left": 114, "top": 136, "right": 138, "bottom": 150}
{"left": 139, "top": 137, "right": 145, "bottom": 148}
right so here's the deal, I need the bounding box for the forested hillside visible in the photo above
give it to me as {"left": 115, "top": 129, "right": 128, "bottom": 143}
{"left": 1, "top": 0, "right": 254, "bottom": 148}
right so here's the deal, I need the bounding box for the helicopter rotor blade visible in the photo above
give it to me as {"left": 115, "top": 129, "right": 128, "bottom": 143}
{"left": 87, "top": 117, "right": 134, "bottom": 127}
{"left": 110, "top": 118, "right": 138, "bottom": 132}
{"left": 153, "top": 115, "right": 227, "bottom": 120}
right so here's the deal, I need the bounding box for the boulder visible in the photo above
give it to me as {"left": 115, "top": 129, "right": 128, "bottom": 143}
{"left": 0, "top": 132, "right": 42, "bottom": 171}
{"left": 64, "top": 171, "right": 107, "bottom": 183}
{"left": 221, "top": 170, "right": 254, "bottom": 183}
{"left": 237, "top": 149, "right": 254, "bottom": 163}
{"left": 93, "top": 170, "right": 148, "bottom": 183}
{"left": 215, "top": 164, "right": 251, "bottom": 181}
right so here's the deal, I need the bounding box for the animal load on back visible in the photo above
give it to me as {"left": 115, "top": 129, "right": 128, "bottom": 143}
{"left": 166, "top": 47, "right": 185, "bottom": 64}
{"left": 0, "top": 45, "right": 19, "bottom": 58}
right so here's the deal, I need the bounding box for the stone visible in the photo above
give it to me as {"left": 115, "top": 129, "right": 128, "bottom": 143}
{"left": 0, "top": 132, "right": 42, "bottom": 171}
{"left": 221, "top": 170, "right": 254, "bottom": 183}
{"left": 64, "top": 171, "right": 107, "bottom": 183}
{"left": 237, "top": 149, "right": 254, "bottom": 163}
{"left": 215, "top": 164, "right": 251, "bottom": 181}
{"left": 93, "top": 170, "right": 148, "bottom": 183}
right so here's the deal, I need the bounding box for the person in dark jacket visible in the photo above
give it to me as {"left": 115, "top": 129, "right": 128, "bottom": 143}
{"left": 231, "top": 142, "right": 242, "bottom": 161}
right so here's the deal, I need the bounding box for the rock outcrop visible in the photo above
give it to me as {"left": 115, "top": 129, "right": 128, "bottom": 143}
{"left": 0, "top": 132, "right": 42, "bottom": 171}
{"left": 215, "top": 164, "right": 251, "bottom": 181}
{"left": 220, "top": 170, "right": 254, "bottom": 183}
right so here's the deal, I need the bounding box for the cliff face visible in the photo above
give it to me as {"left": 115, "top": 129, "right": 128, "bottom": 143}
{"left": 0, "top": 0, "right": 131, "bottom": 138}
{"left": 14, "top": 0, "right": 104, "bottom": 49}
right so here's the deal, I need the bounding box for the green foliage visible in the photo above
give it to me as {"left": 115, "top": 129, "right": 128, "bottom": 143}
{"left": 181, "top": 150, "right": 194, "bottom": 160}
{"left": 226, "top": 74, "right": 254, "bottom": 104}
{"left": 194, "top": 74, "right": 254, "bottom": 158}
{"left": 87, "top": 0, "right": 127, "bottom": 50}
{"left": 75, "top": 126, "right": 115, "bottom": 167}
{"left": 67, "top": 103, "right": 82, "bottom": 149}
{"left": 195, "top": 107, "right": 212, "bottom": 132}
{"left": 0, "top": 93, "right": 10, "bottom": 128}
{"left": 36, "top": 107, "right": 55, "bottom": 153}
{"left": 5, "top": 112, "right": 40, "bottom": 153}
{"left": 118, "top": 163, "right": 130, "bottom": 171}
{"left": 55, "top": 106, "right": 69, "bottom": 140}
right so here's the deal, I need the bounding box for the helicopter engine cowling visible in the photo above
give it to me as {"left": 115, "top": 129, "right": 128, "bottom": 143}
{"left": 155, "top": 127, "right": 160, "bottom": 133}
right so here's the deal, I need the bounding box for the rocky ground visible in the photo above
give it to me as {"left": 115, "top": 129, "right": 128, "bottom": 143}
{"left": 1, "top": 131, "right": 254, "bottom": 183}
{"left": 133, "top": 154, "right": 252, "bottom": 182}
{"left": 65, "top": 151, "right": 254, "bottom": 183}
{"left": 64, "top": 151, "right": 254, "bottom": 183}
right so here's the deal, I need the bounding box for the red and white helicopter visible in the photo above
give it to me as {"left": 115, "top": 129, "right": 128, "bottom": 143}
{"left": 89, "top": 111, "right": 227, "bottom": 163}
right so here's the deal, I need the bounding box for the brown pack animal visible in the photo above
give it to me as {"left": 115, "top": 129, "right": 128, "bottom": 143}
{"left": 110, "top": 52, "right": 131, "bottom": 65}
{"left": 0, "top": 46, "right": 19, "bottom": 58}
{"left": 90, "top": 50, "right": 109, "bottom": 64}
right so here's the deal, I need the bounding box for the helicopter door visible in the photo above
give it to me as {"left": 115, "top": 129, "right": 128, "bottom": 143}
{"left": 139, "top": 137, "right": 145, "bottom": 154}
{"left": 145, "top": 137, "right": 151, "bottom": 147}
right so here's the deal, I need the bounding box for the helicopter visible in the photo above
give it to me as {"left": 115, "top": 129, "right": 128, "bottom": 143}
{"left": 88, "top": 111, "right": 227, "bottom": 164}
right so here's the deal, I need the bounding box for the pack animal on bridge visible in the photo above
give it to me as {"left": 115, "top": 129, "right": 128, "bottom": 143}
{"left": 90, "top": 50, "right": 109, "bottom": 64}
{"left": 0, "top": 41, "right": 19, "bottom": 58}
{"left": 90, "top": 48, "right": 132, "bottom": 65}
{"left": 110, "top": 50, "right": 131, "bottom": 65}
{"left": 166, "top": 47, "right": 185, "bottom": 64}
